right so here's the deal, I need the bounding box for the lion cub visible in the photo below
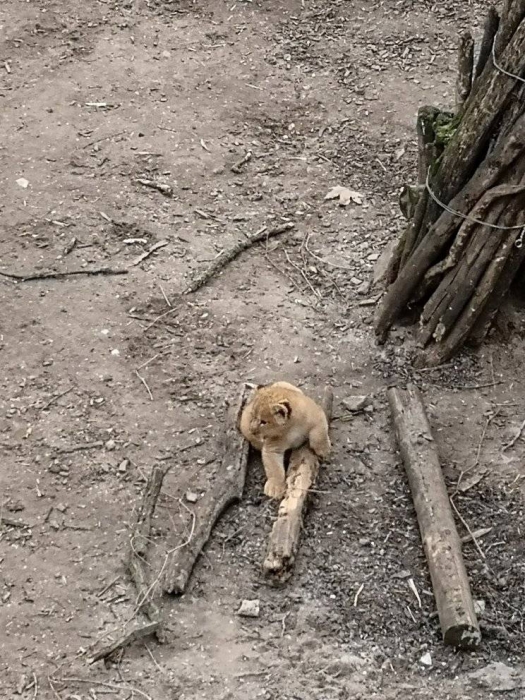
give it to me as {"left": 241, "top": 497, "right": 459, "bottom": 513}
{"left": 240, "top": 381, "right": 331, "bottom": 499}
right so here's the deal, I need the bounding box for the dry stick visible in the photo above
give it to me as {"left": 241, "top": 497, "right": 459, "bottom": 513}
{"left": 263, "top": 387, "right": 334, "bottom": 584}
{"left": 162, "top": 383, "right": 254, "bottom": 594}
{"left": 0, "top": 267, "right": 128, "bottom": 282}
{"left": 456, "top": 32, "right": 475, "bottom": 109}
{"left": 131, "top": 240, "right": 169, "bottom": 267}
{"left": 52, "top": 677, "right": 152, "bottom": 700}
{"left": 387, "top": 385, "right": 481, "bottom": 649}
{"left": 90, "top": 465, "right": 172, "bottom": 662}
{"left": 89, "top": 621, "right": 160, "bottom": 663}
{"left": 183, "top": 222, "right": 294, "bottom": 295}
{"left": 374, "top": 113, "right": 525, "bottom": 342}
{"left": 231, "top": 151, "right": 253, "bottom": 173}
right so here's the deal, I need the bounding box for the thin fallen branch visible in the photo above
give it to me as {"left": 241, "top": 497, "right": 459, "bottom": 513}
{"left": 89, "top": 621, "right": 160, "bottom": 663}
{"left": 263, "top": 387, "right": 334, "bottom": 584}
{"left": 0, "top": 267, "right": 128, "bottom": 282}
{"left": 231, "top": 151, "right": 253, "bottom": 173}
{"left": 162, "top": 383, "right": 254, "bottom": 594}
{"left": 127, "top": 463, "right": 172, "bottom": 627}
{"left": 183, "top": 222, "right": 294, "bottom": 295}
{"left": 131, "top": 240, "right": 169, "bottom": 266}
{"left": 388, "top": 384, "right": 481, "bottom": 649}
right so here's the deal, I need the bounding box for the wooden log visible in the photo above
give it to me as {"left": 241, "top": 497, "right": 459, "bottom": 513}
{"left": 263, "top": 387, "right": 334, "bottom": 583}
{"left": 387, "top": 385, "right": 481, "bottom": 649}
{"left": 435, "top": 19, "right": 525, "bottom": 206}
{"left": 456, "top": 32, "right": 474, "bottom": 109}
{"left": 468, "top": 240, "right": 525, "bottom": 345}
{"left": 162, "top": 384, "right": 253, "bottom": 594}
{"left": 494, "top": 0, "right": 525, "bottom": 54}
{"left": 374, "top": 114, "right": 525, "bottom": 342}
{"left": 416, "top": 217, "right": 524, "bottom": 368}
{"left": 474, "top": 7, "right": 500, "bottom": 80}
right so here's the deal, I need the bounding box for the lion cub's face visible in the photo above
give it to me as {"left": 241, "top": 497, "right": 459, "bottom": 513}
{"left": 249, "top": 398, "right": 292, "bottom": 441}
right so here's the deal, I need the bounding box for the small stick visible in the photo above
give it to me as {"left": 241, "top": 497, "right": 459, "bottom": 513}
{"left": 353, "top": 582, "right": 365, "bottom": 607}
{"left": 162, "top": 384, "right": 253, "bottom": 594}
{"left": 183, "top": 222, "right": 294, "bottom": 295}
{"left": 41, "top": 386, "right": 74, "bottom": 411}
{"left": 0, "top": 267, "right": 128, "bottom": 282}
{"left": 143, "top": 222, "right": 294, "bottom": 331}
{"left": 131, "top": 240, "right": 169, "bottom": 266}
{"left": 89, "top": 621, "right": 160, "bottom": 663}
{"left": 388, "top": 384, "right": 481, "bottom": 648}
{"left": 502, "top": 416, "right": 525, "bottom": 451}
{"left": 56, "top": 441, "right": 104, "bottom": 454}
{"left": 135, "top": 370, "right": 154, "bottom": 400}
{"left": 263, "top": 387, "right": 334, "bottom": 583}
{"left": 136, "top": 178, "right": 173, "bottom": 196}
{"left": 231, "top": 151, "right": 253, "bottom": 173}
{"left": 51, "top": 677, "right": 152, "bottom": 700}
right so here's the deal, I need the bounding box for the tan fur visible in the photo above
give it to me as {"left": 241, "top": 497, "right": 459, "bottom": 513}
{"left": 240, "top": 381, "right": 331, "bottom": 499}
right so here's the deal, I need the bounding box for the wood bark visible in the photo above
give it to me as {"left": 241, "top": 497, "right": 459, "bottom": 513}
{"left": 474, "top": 7, "right": 500, "bottom": 80}
{"left": 375, "top": 113, "right": 525, "bottom": 343}
{"left": 162, "top": 384, "right": 253, "bottom": 594}
{"left": 387, "top": 385, "right": 481, "bottom": 649}
{"left": 456, "top": 33, "right": 474, "bottom": 109}
{"left": 263, "top": 388, "right": 334, "bottom": 584}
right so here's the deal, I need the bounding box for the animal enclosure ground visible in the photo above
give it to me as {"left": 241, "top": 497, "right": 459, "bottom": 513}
{"left": 2, "top": 0, "right": 525, "bottom": 698}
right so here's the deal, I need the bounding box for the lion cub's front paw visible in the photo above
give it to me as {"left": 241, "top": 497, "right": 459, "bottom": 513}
{"left": 264, "top": 478, "right": 286, "bottom": 500}
{"left": 311, "top": 436, "right": 331, "bottom": 461}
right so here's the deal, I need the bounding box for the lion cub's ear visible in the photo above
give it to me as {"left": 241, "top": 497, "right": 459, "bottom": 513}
{"left": 272, "top": 400, "right": 292, "bottom": 424}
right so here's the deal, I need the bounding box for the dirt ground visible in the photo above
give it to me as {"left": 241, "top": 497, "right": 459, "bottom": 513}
{"left": 2, "top": 0, "right": 525, "bottom": 698}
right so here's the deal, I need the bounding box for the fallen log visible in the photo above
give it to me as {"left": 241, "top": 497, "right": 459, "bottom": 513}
{"left": 162, "top": 383, "right": 253, "bottom": 594}
{"left": 263, "top": 387, "right": 334, "bottom": 584}
{"left": 387, "top": 385, "right": 481, "bottom": 649}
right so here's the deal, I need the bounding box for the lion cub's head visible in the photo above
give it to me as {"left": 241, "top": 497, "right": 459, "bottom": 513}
{"left": 249, "top": 392, "right": 292, "bottom": 441}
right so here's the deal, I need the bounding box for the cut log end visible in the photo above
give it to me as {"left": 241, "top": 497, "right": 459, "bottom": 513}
{"left": 444, "top": 623, "right": 482, "bottom": 650}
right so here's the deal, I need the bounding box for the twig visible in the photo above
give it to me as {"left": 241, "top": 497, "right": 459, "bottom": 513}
{"left": 283, "top": 249, "right": 322, "bottom": 299}
{"left": 354, "top": 582, "right": 365, "bottom": 607}
{"left": 158, "top": 283, "right": 172, "bottom": 307}
{"left": 183, "top": 222, "right": 294, "bottom": 295}
{"left": 408, "top": 578, "right": 422, "bottom": 608}
{"left": 135, "top": 370, "right": 154, "bottom": 401}
{"left": 82, "top": 130, "right": 126, "bottom": 149}
{"left": 450, "top": 496, "right": 485, "bottom": 560}
{"left": 31, "top": 673, "right": 38, "bottom": 700}
{"left": 56, "top": 441, "right": 104, "bottom": 454}
{"left": 0, "top": 267, "right": 128, "bottom": 282}
{"left": 162, "top": 384, "right": 253, "bottom": 594}
{"left": 502, "top": 416, "right": 525, "bottom": 451}
{"left": 303, "top": 233, "right": 355, "bottom": 271}
{"left": 52, "top": 677, "right": 152, "bottom": 700}
{"left": 131, "top": 240, "right": 169, "bottom": 267}
{"left": 41, "top": 386, "right": 74, "bottom": 411}
{"left": 231, "top": 151, "right": 253, "bottom": 173}
{"left": 89, "top": 621, "right": 160, "bottom": 663}
{"left": 144, "top": 223, "right": 295, "bottom": 331}
{"left": 136, "top": 178, "right": 173, "bottom": 196}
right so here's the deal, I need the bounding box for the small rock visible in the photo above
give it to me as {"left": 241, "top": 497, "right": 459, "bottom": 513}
{"left": 420, "top": 652, "right": 432, "bottom": 667}
{"left": 118, "top": 459, "right": 129, "bottom": 473}
{"left": 367, "top": 252, "right": 380, "bottom": 261}
{"left": 474, "top": 599, "right": 486, "bottom": 617}
{"left": 185, "top": 491, "right": 199, "bottom": 503}
{"left": 342, "top": 395, "right": 371, "bottom": 413}
{"left": 467, "top": 662, "right": 521, "bottom": 692}
{"left": 105, "top": 439, "right": 116, "bottom": 451}
{"left": 16, "top": 177, "right": 29, "bottom": 189}
{"left": 237, "top": 599, "right": 260, "bottom": 618}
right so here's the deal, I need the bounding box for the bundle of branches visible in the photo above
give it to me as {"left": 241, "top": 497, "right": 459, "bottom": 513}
{"left": 375, "top": 1, "right": 525, "bottom": 367}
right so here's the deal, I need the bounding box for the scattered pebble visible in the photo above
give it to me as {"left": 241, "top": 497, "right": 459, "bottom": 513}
{"left": 237, "top": 599, "right": 260, "bottom": 618}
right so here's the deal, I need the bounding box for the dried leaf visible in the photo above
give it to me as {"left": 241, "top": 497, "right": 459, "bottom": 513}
{"left": 325, "top": 185, "right": 363, "bottom": 206}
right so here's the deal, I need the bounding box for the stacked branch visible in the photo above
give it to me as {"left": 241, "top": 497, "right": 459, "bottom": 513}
{"left": 375, "top": 1, "right": 525, "bottom": 366}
